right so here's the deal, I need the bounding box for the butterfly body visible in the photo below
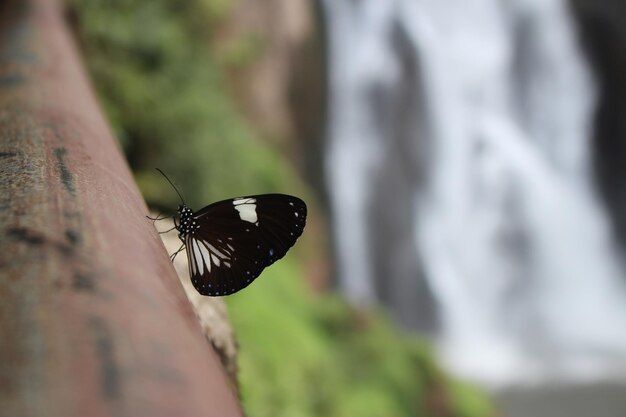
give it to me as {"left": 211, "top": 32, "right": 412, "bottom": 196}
{"left": 177, "top": 204, "right": 199, "bottom": 238}
{"left": 173, "top": 194, "right": 306, "bottom": 296}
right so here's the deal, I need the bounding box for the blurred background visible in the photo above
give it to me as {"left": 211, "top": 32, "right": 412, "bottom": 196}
{"left": 68, "top": 0, "right": 626, "bottom": 416}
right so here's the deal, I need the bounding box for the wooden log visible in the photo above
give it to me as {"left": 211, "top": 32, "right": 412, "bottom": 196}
{"left": 0, "top": 1, "right": 244, "bottom": 416}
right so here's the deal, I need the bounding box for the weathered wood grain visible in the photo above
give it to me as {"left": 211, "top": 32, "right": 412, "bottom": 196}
{"left": 0, "top": 1, "right": 244, "bottom": 416}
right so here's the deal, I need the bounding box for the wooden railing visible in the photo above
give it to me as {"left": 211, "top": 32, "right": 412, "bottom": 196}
{"left": 0, "top": 1, "right": 243, "bottom": 415}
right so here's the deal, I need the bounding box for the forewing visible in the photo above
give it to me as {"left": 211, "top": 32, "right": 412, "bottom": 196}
{"left": 186, "top": 194, "right": 306, "bottom": 296}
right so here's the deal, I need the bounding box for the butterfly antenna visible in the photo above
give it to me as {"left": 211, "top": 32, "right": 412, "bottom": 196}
{"left": 156, "top": 168, "right": 186, "bottom": 205}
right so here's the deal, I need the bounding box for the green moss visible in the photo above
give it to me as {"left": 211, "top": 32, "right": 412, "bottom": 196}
{"left": 448, "top": 379, "right": 496, "bottom": 417}
{"left": 227, "top": 260, "right": 495, "bottom": 417}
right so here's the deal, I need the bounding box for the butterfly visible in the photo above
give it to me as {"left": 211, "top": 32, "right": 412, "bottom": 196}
{"left": 153, "top": 169, "right": 307, "bottom": 296}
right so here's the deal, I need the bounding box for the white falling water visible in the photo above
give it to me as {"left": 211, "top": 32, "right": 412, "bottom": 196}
{"left": 323, "top": 0, "right": 626, "bottom": 385}
{"left": 324, "top": 1, "right": 398, "bottom": 305}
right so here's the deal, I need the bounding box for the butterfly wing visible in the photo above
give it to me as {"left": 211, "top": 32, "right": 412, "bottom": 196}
{"left": 185, "top": 194, "right": 306, "bottom": 296}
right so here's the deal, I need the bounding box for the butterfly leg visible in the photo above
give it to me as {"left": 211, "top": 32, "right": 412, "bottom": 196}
{"left": 146, "top": 213, "right": 174, "bottom": 222}
{"left": 170, "top": 243, "right": 185, "bottom": 262}
{"left": 157, "top": 225, "right": 177, "bottom": 234}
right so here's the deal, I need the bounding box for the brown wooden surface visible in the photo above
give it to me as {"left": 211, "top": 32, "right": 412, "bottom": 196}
{"left": 0, "top": 1, "right": 244, "bottom": 416}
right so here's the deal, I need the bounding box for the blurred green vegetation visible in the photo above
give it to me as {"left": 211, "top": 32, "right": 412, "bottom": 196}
{"left": 69, "top": 1, "right": 495, "bottom": 416}
{"left": 70, "top": 0, "right": 298, "bottom": 211}
{"left": 228, "top": 257, "right": 495, "bottom": 417}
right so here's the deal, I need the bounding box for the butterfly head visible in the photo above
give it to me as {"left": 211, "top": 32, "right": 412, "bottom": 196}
{"left": 177, "top": 204, "right": 198, "bottom": 238}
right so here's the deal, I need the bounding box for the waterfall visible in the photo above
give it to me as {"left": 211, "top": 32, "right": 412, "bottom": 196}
{"left": 322, "top": 0, "right": 626, "bottom": 385}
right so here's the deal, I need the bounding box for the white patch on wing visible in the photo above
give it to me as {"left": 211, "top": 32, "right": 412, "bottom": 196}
{"left": 192, "top": 239, "right": 205, "bottom": 275}
{"left": 211, "top": 253, "right": 221, "bottom": 267}
{"left": 233, "top": 198, "right": 258, "bottom": 224}
{"left": 185, "top": 236, "right": 196, "bottom": 275}
{"left": 234, "top": 198, "right": 256, "bottom": 205}
{"left": 187, "top": 237, "right": 196, "bottom": 275}
{"left": 206, "top": 242, "right": 228, "bottom": 259}
{"left": 197, "top": 240, "right": 212, "bottom": 273}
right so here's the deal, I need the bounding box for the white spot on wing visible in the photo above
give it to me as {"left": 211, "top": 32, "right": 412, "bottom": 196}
{"left": 211, "top": 253, "right": 221, "bottom": 267}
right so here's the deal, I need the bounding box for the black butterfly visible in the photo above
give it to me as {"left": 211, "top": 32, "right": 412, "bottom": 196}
{"left": 153, "top": 170, "right": 307, "bottom": 296}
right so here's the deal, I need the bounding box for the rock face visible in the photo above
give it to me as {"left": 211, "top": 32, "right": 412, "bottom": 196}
{"left": 217, "top": 0, "right": 331, "bottom": 290}
{"left": 216, "top": 0, "right": 323, "bottom": 143}
{"left": 571, "top": 0, "right": 626, "bottom": 251}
